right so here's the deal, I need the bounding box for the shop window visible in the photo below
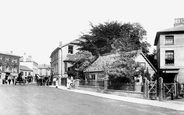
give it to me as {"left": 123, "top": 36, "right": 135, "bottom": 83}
{"left": 165, "top": 36, "right": 174, "bottom": 45}
{"left": 165, "top": 50, "right": 174, "bottom": 65}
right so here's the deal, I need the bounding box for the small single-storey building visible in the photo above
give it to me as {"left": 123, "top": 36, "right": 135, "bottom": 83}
{"left": 84, "top": 51, "right": 157, "bottom": 83}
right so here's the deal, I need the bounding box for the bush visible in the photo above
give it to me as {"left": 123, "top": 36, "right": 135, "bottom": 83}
{"left": 108, "top": 75, "right": 133, "bottom": 90}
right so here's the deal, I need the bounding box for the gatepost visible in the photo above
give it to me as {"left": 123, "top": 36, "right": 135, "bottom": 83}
{"left": 158, "top": 77, "right": 163, "bottom": 101}
{"left": 143, "top": 77, "right": 148, "bottom": 99}
{"left": 104, "top": 74, "right": 109, "bottom": 90}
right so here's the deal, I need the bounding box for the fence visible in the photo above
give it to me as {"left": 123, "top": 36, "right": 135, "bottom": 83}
{"left": 79, "top": 80, "right": 105, "bottom": 88}
{"left": 78, "top": 80, "right": 143, "bottom": 92}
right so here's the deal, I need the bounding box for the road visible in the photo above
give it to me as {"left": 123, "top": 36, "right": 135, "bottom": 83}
{"left": 0, "top": 84, "right": 183, "bottom": 115}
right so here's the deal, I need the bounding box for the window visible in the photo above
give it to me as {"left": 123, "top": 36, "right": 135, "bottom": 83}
{"left": 91, "top": 74, "right": 96, "bottom": 80}
{"left": 68, "top": 45, "right": 73, "bottom": 54}
{"left": 165, "top": 36, "right": 174, "bottom": 45}
{"left": 25, "top": 72, "right": 27, "bottom": 76}
{"left": 165, "top": 50, "right": 174, "bottom": 65}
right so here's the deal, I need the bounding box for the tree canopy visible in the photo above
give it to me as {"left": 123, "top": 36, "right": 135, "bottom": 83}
{"left": 72, "top": 21, "right": 152, "bottom": 82}
{"left": 76, "top": 21, "right": 150, "bottom": 56}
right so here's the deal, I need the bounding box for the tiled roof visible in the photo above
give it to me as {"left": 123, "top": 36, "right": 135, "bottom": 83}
{"left": 84, "top": 53, "right": 118, "bottom": 72}
{"left": 84, "top": 51, "right": 157, "bottom": 73}
{"left": 20, "top": 65, "right": 33, "bottom": 72}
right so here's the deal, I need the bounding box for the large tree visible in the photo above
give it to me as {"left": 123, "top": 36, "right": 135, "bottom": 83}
{"left": 73, "top": 21, "right": 151, "bottom": 82}
{"left": 76, "top": 21, "right": 150, "bottom": 56}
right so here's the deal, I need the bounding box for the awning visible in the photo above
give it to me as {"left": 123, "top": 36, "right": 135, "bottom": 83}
{"left": 162, "top": 69, "right": 179, "bottom": 73}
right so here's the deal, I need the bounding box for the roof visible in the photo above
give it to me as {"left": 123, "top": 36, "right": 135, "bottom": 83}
{"left": 38, "top": 64, "right": 51, "bottom": 69}
{"left": 0, "top": 52, "right": 21, "bottom": 58}
{"left": 154, "top": 25, "right": 184, "bottom": 45}
{"left": 20, "top": 65, "right": 33, "bottom": 72}
{"left": 84, "top": 50, "right": 157, "bottom": 73}
{"left": 84, "top": 53, "right": 118, "bottom": 72}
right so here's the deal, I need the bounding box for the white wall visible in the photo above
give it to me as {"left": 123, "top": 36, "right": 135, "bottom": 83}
{"left": 135, "top": 54, "right": 156, "bottom": 77}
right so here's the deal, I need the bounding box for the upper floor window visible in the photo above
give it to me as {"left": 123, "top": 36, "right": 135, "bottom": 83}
{"left": 68, "top": 45, "right": 73, "bottom": 54}
{"left": 165, "top": 36, "right": 174, "bottom": 45}
{"left": 165, "top": 50, "right": 174, "bottom": 65}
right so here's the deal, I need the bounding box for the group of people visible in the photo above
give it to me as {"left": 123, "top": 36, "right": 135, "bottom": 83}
{"left": 0, "top": 73, "right": 16, "bottom": 85}
{"left": 67, "top": 76, "right": 74, "bottom": 89}
{"left": 0, "top": 72, "right": 34, "bottom": 85}
{"left": 52, "top": 76, "right": 74, "bottom": 89}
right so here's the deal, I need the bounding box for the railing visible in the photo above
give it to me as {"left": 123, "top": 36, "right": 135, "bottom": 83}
{"left": 79, "top": 80, "right": 143, "bottom": 92}
{"left": 79, "top": 80, "right": 105, "bottom": 88}
{"left": 163, "top": 83, "right": 176, "bottom": 99}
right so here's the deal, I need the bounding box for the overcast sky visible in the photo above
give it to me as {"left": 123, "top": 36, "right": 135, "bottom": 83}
{"left": 0, "top": 0, "right": 183, "bottom": 65}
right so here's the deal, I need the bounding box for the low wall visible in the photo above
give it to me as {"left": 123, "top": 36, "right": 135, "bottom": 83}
{"left": 77, "top": 86, "right": 144, "bottom": 99}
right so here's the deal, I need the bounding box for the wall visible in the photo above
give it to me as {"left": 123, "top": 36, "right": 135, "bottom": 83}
{"left": 0, "top": 53, "right": 20, "bottom": 74}
{"left": 38, "top": 65, "right": 51, "bottom": 76}
{"left": 134, "top": 54, "right": 155, "bottom": 77}
{"left": 159, "top": 34, "right": 184, "bottom": 69}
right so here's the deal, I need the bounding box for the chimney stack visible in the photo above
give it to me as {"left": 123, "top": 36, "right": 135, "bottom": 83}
{"left": 59, "top": 41, "right": 62, "bottom": 48}
{"left": 174, "top": 18, "right": 184, "bottom": 27}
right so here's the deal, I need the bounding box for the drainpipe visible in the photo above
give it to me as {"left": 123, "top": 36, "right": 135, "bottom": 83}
{"left": 58, "top": 42, "right": 62, "bottom": 86}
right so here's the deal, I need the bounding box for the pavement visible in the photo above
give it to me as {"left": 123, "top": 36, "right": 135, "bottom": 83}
{"left": 51, "top": 85, "right": 184, "bottom": 111}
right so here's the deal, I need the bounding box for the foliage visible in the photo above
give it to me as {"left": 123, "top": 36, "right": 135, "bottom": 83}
{"left": 108, "top": 76, "right": 133, "bottom": 90}
{"left": 72, "top": 21, "right": 151, "bottom": 81}
{"left": 146, "top": 49, "right": 157, "bottom": 70}
{"left": 76, "top": 21, "right": 150, "bottom": 57}
{"left": 152, "top": 73, "right": 158, "bottom": 81}
{"left": 67, "top": 51, "right": 95, "bottom": 79}
{"left": 106, "top": 51, "right": 140, "bottom": 82}
{"left": 138, "top": 67, "right": 151, "bottom": 81}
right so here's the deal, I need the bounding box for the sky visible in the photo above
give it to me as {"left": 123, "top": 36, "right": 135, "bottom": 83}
{"left": 0, "top": 0, "right": 184, "bottom": 65}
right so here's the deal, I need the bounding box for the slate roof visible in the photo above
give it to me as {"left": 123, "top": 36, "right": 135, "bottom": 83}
{"left": 154, "top": 25, "right": 184, "bottom": 45}
{"left": 161, "top": 25, "right": 184, "bottom": 32}
{"left": 20, "top": 65, "right": 33, "bottom": 72}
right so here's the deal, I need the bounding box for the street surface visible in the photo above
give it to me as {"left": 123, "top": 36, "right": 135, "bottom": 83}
{"left": 0, "top": 84, "right": 183, "bottom": 115}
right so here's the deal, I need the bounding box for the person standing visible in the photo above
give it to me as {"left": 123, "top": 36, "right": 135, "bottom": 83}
{"left": 8, "top": 75, "right": 11, "bottom": 84}
{"left": 55, "top": 77, "right": 59, "bottom": 88}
